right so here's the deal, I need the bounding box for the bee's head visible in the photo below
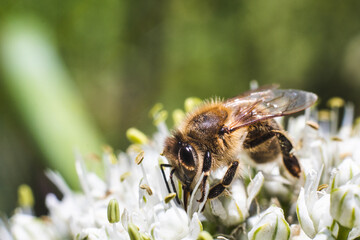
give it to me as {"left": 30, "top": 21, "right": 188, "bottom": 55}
{"left": 163, "top": 134, "right": 199, "bottom": 189}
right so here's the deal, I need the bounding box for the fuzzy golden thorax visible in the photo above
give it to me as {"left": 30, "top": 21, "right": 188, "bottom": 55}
{"left": 163, "top": 102, "right": 246, "bottom": 190}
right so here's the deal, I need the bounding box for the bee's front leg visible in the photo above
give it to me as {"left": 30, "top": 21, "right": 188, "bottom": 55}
{"left": 197, "top": 150, "right": 212, "bottom": 202}
{"left": 207, "top": 160, "right": 239, "bottom": 200}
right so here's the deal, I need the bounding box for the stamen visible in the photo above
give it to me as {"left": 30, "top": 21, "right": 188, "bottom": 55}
{"left": 184, "top": 97, "right": 202, "bottom": 113}
{"left": 18, "top": 184, "right": 34, "bottom": 214}
{"left": 126, "top": 128, "right": 149, "bottom": 144}
{"left": 327, "top": 97, "right": 345, "bottom": 108}
{"left": 120, "top": 172, "right": 132, "bottom": 182}
{"left": 127, "top": 223, "right": 141, "bottom": 240}
{"left": 153, "top": 110, "right": 168, "bottom": 126}
{"left": 164, "top": 193, "right": 177, "bottom": 204}
{"left": 140, "top": 184, "right": 153, "bottom": 196}
{"left": 317, "top": 184, "right": 328, "bottom": 191}
{"left": 306, "top": 121, "right": 319, "bottom": 130}
{"left": 172, "top": 109, "right": 186, "bottom": 126}
{"left": 197, "top": 231, "right": 213, "bottom": 240}
{"left": 149, "top": 103, "right": 164, "bottom": 118}
{"left": 135, "top": 151, "right": 145, "bottom": 165}
{"left": 107, "top": 199, "right": 120, "bottom": 224}
{"left": 331, "top": 136, "right": 343, "bottom": 142}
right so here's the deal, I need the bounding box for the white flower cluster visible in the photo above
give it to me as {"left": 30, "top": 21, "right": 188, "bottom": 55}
{"left": 1, "top": 96, "right": 360, "bottom": 240}
{"left": 294, "top": 101, "right": 360, "bottom": 240}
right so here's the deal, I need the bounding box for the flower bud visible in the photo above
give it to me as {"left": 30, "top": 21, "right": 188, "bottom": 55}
{"left": 248, "top": 206, "right": 290, "bottom": 240}
{"left": 331, "top": 158, "right": 360, "bottom": 189}
{"left": 247, "top": 172, "right": 264, "bottom": 209}
{"left": 164, "top": 193, "right": 176, "bottom": 204}
{"left": 296, "top": 167, "right": 334, "bottom": 239}
{"left": 330, "top": 184, "right": 360, "bottom": 228}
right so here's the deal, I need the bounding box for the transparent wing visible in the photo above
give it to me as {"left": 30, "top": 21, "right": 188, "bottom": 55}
{"left": 224, "top": 89, "right": 318, "bottom": 131}
{"left": 227, "top": 84, "right": 279, "bottom": 100}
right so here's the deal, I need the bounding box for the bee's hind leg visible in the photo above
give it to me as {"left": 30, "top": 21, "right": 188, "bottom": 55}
{"left": 207, "top": 160, "right": 239, "bottom": 200}
{"left": 243, "top": 120, "right": 301, "bottom": 178}
{"left": 273, "top": 130, "right": 301, "bottom": 178}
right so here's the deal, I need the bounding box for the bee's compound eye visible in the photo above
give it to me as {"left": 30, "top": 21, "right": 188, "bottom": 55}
{"left": 178, "top": 144, "right": 196, "bottom": 169}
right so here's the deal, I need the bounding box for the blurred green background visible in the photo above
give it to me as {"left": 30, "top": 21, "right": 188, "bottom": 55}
{"left": 1, "top": 1, "right": 360, "bottom": 216}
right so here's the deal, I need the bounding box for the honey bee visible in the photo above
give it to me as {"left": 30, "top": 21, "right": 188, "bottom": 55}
{"left": 161, "top": 86, "right": 317, "bottom": 208}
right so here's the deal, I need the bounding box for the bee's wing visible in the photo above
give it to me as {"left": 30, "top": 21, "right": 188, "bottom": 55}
{"left": 227, "top": 84, "right": 279, "bottom": 100}
{"left": 224, "top": 89, "right": 318, "bottom": 131}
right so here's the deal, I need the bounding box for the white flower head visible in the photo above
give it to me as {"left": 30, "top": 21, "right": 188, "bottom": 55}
{"left": 4, "top": 91, "right": 360, "bottom": 240}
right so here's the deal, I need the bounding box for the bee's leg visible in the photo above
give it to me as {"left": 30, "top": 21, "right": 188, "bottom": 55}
{"left": 197, "top": 150, "right": 212, "bottom": 202}
{"left": 243, "top": 121, "right": 301, "bottom": 178}
{"left": 207, "top": 160, "right": 239, "bottom": 199}
{"left": 273, "top": 130, "right": 301, "bottom": 178}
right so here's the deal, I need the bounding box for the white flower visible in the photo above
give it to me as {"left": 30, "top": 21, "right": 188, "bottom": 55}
{"left": 290, "top": 225, "right": 312, "bottom": 240}
{"left": 206, "top": 179, "right": 248, "bottom": 227}
{"left": 312, "top": 228, "right": 336, "bottom": 240}
{"left": 0, "top": 219, "right": 12, "bottom": 240}
{"left": 4, "top": 93, "right": 360, "bottom": 240}
{"left": 348, "top": 226, "right": 360, "bottom": 240}
{"left": 10, "top": 213, "right": 58, "bottom": 240}
{"left": 204, "top": 172, "right": 264, "bottom": 227}
{"left": 296, "top": 169, "right": 333, "bottom": 238}
{"left": 247, "top": 205, "right": 290, "bottom": 240}
{"left": 75, "top": 227, "right": 110, "bottom": 240}
{"left": 331, "top": 158, "right": 360, "bottom": 189}
{"left": 247, "top": 172, "right": 265, "bottom": 210}
{"left": 330, "top": 183, "right": 360, "bottom": 229}
{"left": 153, "top": 208, "right": 201, "bottom": 240}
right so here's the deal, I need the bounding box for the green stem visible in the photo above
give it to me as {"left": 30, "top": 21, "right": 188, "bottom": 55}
{"left": 337, "top": 224, "right": 351, "bottom": 240}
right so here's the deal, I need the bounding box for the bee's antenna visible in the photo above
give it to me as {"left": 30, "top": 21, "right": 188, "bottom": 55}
{"left": 160, "top": 164, "right": 172, "bottom": 193}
